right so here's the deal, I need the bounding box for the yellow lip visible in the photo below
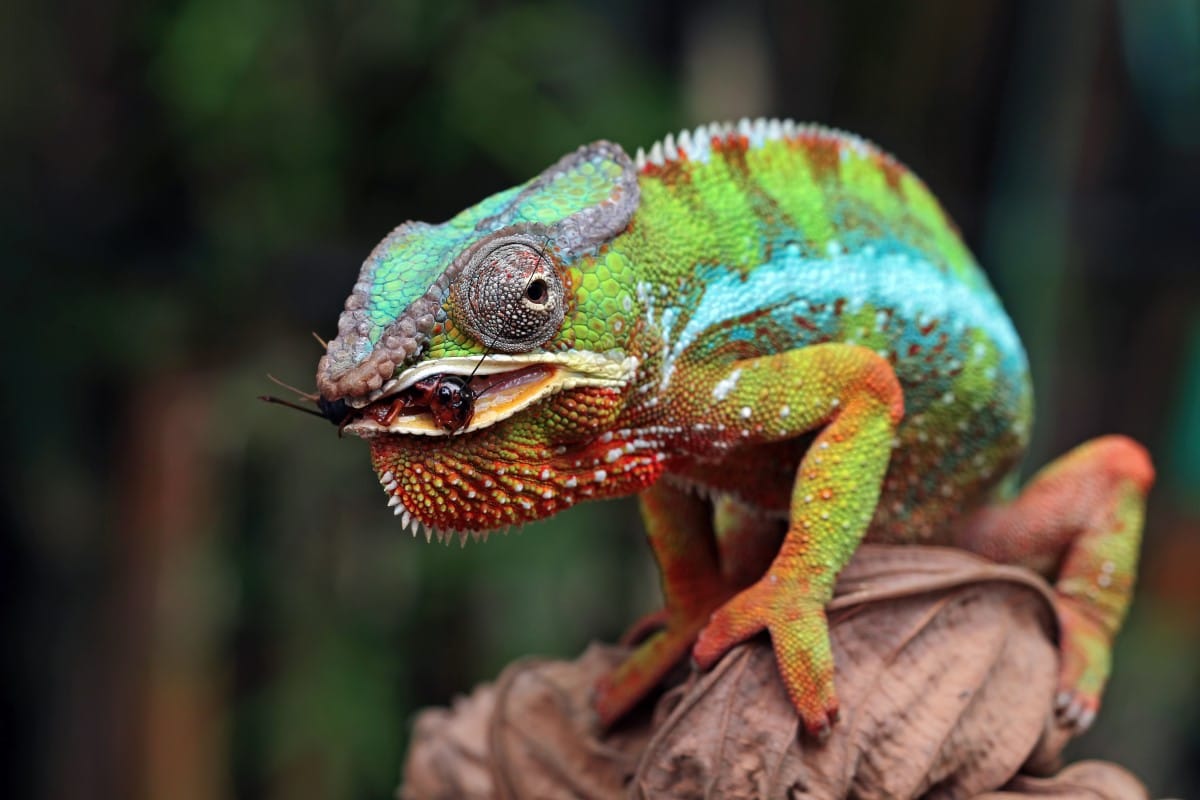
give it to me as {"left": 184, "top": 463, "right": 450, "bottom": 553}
{"left": 342, "top": 352, "right": 638, "bottom": 438}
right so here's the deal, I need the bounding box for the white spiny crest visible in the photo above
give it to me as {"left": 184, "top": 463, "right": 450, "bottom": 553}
{"left": 688, "top": 124, "right": 710, "bottom": 163}
{"left": 648, "top": 141, "right": 664, "bottom": 167}
{"left": 634, "top": 118, "right": 888, "bottom": 174}
{"left": 639, "top": 118, "right": 796, "bottom": 169}
{"left": 677, "top": 128, "right": 693, "bottom": 155}
{"left": 737, "top": 117, "right": 754, "bottom": 142}
{"left": 662, "top": 132, "right": 677, "bottom": 161}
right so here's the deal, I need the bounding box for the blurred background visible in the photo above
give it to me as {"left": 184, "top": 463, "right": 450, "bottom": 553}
{"left": 3, "top": 0, "right": 1199, "bottom": 797}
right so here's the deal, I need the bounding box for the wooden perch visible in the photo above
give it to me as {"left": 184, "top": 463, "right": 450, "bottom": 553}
{"left": 399, "top": 545, "right": 1147, "bottom": 799}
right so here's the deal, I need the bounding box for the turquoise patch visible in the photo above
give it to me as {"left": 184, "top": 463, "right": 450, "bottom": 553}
{"left": 358, "top": 151, "right": 627, "bottom": 353}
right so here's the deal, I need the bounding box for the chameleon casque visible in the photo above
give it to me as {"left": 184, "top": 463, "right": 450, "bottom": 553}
{"left": 313, "top": 119, "right": 1153, "bottom": 738}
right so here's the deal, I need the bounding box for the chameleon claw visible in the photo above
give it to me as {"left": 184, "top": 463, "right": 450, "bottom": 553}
{"left": 1054, "top": 689, "right": 1099, "bottom": 733}
{"left": 808, "top": 707, "right": 838, "bottom": 743}
{"left": 1076, "top": 706, "right": 1097, "bottom": 732}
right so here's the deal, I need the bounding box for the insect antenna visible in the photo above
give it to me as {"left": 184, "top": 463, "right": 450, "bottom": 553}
{"left": 258, "top": 394, "right": 327, "bottom": 419}
{"left": 266, "top": 373, "right": 320, "bottom": 401}
{"left": 259, "top": 372, "right": 326, "bottom": 417}
{"left": 259, "top": 373, "right": 353, "bottom": 436}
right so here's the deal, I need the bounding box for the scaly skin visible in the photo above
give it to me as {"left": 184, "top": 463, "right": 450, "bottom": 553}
{"left": 313, "top": 119, "right": 1153, "bottom": 738}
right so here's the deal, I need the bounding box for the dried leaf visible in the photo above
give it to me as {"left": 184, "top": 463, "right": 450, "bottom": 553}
{"left": 399, "top": 546, "right": 1148, "bottom": 800}
{"left": 400, "top": 680, "right": 497, "bottom": 800}
{"left": 973, "top": 761, "right": 1149, "bottom": 799}
{"left": 401, "top": 646, "right": 651, "bottom": 799}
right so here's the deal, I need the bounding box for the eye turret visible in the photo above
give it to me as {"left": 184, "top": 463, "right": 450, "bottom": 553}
{"left": 450, "top": 234, "right": 566, "bottom": 352}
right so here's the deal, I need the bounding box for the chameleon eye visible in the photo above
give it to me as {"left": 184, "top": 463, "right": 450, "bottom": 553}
{"left": 451, "top": 235, "right": 566, "bottom": 352}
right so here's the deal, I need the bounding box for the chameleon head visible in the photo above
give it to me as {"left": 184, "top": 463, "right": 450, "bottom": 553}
{"left": 315, "top": 141, "right": 655, "bottom": 538}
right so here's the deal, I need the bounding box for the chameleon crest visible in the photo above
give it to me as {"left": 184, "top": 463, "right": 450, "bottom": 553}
{"left": 313, "top": 120, "right": 1152, "bottom": 740}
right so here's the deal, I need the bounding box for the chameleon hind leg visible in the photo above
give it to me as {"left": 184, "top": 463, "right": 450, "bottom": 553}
{"left": 594, "top": 489, "right": 785, "bottom": 725}
{"left": 691, "top": 344, "right": 905, "bottom": 738}
{"left": 955, "top": 435, "right": 1154, "bottom": 731}
{"left": 593, "top": 480, "right": 734, "bottom": 725}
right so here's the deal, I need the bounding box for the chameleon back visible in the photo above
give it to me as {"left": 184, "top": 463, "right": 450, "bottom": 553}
{"left": 613, "top": 121, "right": 1033, "bottom": 539}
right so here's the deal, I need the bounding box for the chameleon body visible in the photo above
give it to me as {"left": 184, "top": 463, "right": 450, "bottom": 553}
{"left": 315, "top": 119, "right": 1153, "bottom": 737}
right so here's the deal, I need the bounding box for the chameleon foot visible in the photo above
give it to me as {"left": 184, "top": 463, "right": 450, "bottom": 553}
{"left": 594, "top": 614, "right": 710, "bottom": 727}
{"left": 955, "top": 436, "right": 1152, "bottom": 735}
{"left": 693, "top": 577, "right": 839, "bottom": 739}
{"left": 1052, "top": 595, "right": 1112, "bottom": 732}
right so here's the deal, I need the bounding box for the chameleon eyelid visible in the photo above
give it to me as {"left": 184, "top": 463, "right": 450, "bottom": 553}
{"left": 449, "top": 231, "right": 566, "bottom": 353}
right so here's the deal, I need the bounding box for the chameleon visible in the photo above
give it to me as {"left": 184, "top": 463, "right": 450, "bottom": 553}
{"left": 312, "top": 118, "right": 1153, "bottom": 738}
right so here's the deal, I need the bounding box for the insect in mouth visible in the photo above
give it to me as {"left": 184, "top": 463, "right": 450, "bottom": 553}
{"left": 262, "top": 373, "right": 480, "bottom": 435}
{"left": 370, "top": 374, "right": 478, "bottom": 434}
{"left": 427, "top": 375, "right": 476, "bottom": 432}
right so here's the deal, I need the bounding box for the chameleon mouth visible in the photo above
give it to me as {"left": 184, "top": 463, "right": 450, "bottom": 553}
{"left": 341, "top": 352, "right": 638, "bottom": 437}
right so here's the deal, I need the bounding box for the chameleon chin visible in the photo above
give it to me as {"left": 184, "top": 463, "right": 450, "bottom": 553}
{"left": 308, "top": 119, "right": 1153, "bottom": 741}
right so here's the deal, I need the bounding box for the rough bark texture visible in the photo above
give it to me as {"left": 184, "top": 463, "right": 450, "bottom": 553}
{"left": 399, "top": 545, "right": 1147, "bottom": 800}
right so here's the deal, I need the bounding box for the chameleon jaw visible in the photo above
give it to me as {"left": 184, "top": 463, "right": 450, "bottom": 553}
{"left": 341, "top": 351, "right": 638, "bottom": 438}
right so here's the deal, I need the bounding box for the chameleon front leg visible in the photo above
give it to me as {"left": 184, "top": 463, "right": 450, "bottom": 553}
{"left": 692, "top": 344, "right": 905, "bottom": 738}
{"left": 954, "top": 435, "right": 1154, "bottom": 731}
